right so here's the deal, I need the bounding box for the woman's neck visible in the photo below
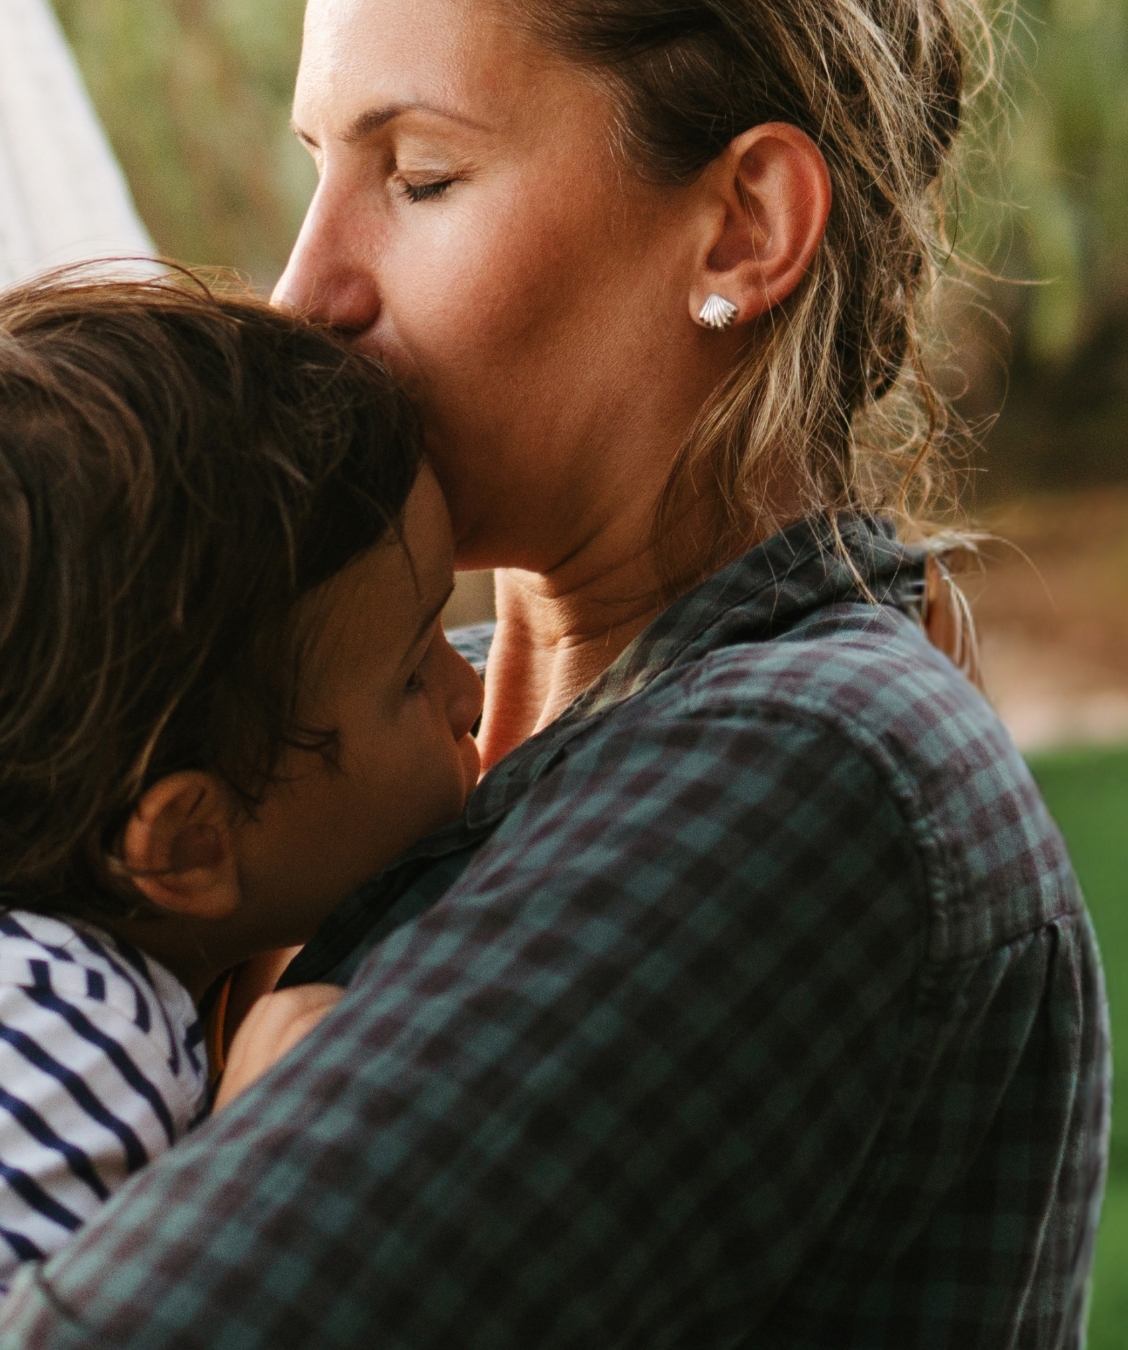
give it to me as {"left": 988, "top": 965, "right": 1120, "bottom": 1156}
{"left": 476, "top": 538, "right": 667, "bottom": 771}
{"left": 472, "top": 470, "right": 799, "bottom": 772}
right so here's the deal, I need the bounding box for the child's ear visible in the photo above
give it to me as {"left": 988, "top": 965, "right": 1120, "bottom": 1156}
{"left": 120, "top": 772, "right": 241, "bottom": 920}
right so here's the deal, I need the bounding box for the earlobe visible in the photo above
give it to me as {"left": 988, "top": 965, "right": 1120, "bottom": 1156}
{"left": 690, "top": 122, "right": 832, "bottom": 330}
{"left": 119, "top": 772, "right": 242, "bottom": 920}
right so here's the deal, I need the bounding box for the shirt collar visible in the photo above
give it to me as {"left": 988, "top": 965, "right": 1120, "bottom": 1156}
{"left": 428, "top": 514, "right": 925, "bottom": 847}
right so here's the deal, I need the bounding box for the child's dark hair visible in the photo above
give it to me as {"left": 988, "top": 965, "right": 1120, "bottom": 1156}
{"left": 0, "top": 270, "right": 422, "bottom": 921}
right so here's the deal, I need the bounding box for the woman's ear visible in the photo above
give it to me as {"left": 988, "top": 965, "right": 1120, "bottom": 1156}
{"left": 689, "top": 122, "right": 832, "bottom": 330}
{"left": 119, "top": 772, "right": 242, "bottom": 920}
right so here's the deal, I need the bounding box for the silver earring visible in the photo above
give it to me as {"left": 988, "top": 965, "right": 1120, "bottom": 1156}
{"left": 698, "top": 294, "right": 739, "bottom": 331}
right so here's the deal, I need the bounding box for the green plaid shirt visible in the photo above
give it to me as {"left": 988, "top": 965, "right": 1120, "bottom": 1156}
{"left": 0, "top": 517, "right": 1109, "bottom": 1349}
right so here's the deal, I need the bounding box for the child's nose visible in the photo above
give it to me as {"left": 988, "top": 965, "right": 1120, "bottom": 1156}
{"left": 445, "top": 642, "right": 485, "bottom": 741}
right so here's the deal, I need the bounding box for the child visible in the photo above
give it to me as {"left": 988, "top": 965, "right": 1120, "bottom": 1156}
{"left": 0, "top": 272, "right": 484, "bottom": 1290}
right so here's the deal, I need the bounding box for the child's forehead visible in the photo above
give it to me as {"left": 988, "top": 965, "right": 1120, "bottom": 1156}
{"left": 308, "top": 471, "right": 455, "bottom": 660}
{"left": 396, "top": 466, "right": 456, "bottom": 595}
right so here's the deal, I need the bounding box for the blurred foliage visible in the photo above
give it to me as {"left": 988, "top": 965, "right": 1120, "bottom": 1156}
{"left": 1003, "top": 0, "right": 1128, "bottom": 365}
{"left": 926, "top": 0, "right": 1128, "bottom": 495}
{"left": 51, "top": 0, "right": 315, "bottom": 288}
{"left": 959, "top": 0, "right": 1128, "bottom": 502}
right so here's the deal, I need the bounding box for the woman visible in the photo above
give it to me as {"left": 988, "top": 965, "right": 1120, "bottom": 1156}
{"left": 0, "top": 1, "right": 1108, "bottom": 1346}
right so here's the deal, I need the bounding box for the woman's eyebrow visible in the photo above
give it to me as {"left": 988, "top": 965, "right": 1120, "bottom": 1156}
{"left": 291, "top": 103, "right": 490, "bottom": 150}
{"left": 345, "top": 103, "right": 490, "bottom": 143}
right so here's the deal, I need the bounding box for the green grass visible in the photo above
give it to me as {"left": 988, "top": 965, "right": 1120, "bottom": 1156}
{"left": 1029, "top": 747, "right": 1128, "bottom": 1349}
{"left": 1087, "top": 1172, "right": 1128, "bottom": 1348}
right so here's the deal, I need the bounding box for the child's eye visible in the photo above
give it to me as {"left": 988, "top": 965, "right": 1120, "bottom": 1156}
{"left": 401, "top": 179, "right": 455, "bottom": 204}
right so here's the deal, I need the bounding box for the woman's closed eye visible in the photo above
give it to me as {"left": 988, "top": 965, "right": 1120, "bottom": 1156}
{"left": 401, "top": 178, "right": 456, "bottom": 204}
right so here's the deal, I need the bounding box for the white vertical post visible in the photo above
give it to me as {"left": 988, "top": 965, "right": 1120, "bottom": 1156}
{"left": 0, "top": 0, "right": 154, "bottom": 287}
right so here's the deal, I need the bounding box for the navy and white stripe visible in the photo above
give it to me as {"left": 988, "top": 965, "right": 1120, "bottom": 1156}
{"left": 0, "top": 911, "right": 205, "bottom": 1292}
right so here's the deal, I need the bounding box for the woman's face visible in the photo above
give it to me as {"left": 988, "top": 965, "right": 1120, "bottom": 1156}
{"left": 276, "top": 0, "right": 716, "bottom": 572}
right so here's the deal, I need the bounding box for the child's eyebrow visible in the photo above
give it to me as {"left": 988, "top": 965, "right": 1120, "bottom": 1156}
{"left": 404, "top": 584, "right": 456, "bottom": 660}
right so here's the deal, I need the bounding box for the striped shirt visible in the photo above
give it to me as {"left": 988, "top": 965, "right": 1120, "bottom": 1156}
{"left": 0, "top": 910, "right": 206, "bottom": 1292}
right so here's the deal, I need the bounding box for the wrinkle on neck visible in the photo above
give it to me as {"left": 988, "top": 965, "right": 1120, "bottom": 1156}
{"left": 476, "top": 541, "right": 665, "bottom": 770}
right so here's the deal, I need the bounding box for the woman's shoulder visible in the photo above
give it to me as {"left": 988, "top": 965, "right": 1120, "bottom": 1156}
{"left": 680, "top": 600, "right": 999, "bottom": 762}
{"left": 605, "top": 601, "right": 1080, "bottom": 962}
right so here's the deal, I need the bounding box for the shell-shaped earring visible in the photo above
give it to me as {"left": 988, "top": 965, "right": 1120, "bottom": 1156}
{"left": 698, "top": 294, "right": 739, "bottom": 331}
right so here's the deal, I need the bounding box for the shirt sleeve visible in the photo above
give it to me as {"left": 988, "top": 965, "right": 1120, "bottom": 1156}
{"left": 0, "top": 973, "right": 200, "bottom": 1293}
{"left": 0, "top": 705, "right": 1099, "bottom": 1347}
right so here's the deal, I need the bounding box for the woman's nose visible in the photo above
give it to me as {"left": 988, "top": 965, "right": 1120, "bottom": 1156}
{"left": 271, "top": 180, "right": 382, "bottom": 334}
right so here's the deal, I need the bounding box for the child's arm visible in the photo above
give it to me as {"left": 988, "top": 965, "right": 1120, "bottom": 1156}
{"left": 213, "top": 984, "right": 345, "bottom": 1109}
{"left": 220, "top": 947, "right": 304, "bottom": 1053}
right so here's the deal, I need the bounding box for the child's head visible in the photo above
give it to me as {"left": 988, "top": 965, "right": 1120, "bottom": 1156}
{"left": 0, "top": 273, "right": 483, "bottom": 989}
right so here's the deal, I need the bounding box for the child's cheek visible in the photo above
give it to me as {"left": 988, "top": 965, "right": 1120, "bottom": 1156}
{"left": 459, "top": 734, "right": 482, "bottom": 800}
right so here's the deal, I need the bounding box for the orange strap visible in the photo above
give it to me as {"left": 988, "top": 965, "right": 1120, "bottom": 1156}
{"left": 203, "top": 969, "right": 235, "bottom": 1088}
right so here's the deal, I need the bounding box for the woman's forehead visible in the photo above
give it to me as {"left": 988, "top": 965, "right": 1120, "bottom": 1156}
{"left": 295, "top": 0, "right": 547, "bottom": 130}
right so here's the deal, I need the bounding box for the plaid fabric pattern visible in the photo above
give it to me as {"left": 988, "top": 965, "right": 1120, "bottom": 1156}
{"left": 0, "top": 516, "right": 1109, "bottom": 1349}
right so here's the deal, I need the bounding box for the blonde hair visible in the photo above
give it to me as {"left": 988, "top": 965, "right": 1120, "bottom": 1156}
{"left": 518, "top": 0, "right": 983, "bottom": 587}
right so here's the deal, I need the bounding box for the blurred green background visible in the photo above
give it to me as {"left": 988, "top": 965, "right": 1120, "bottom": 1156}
{"left": 1032, "top": 751, "right": 1127, "bottom": 1348}
{"left": 51, "top": 0, "right": 314, "bottom": 290}
{"left": 953, "top": 0, "right": 1128, "bottom": 505}
{"left": 46, "top": 1, "right": 1128, "bottom": 1343}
